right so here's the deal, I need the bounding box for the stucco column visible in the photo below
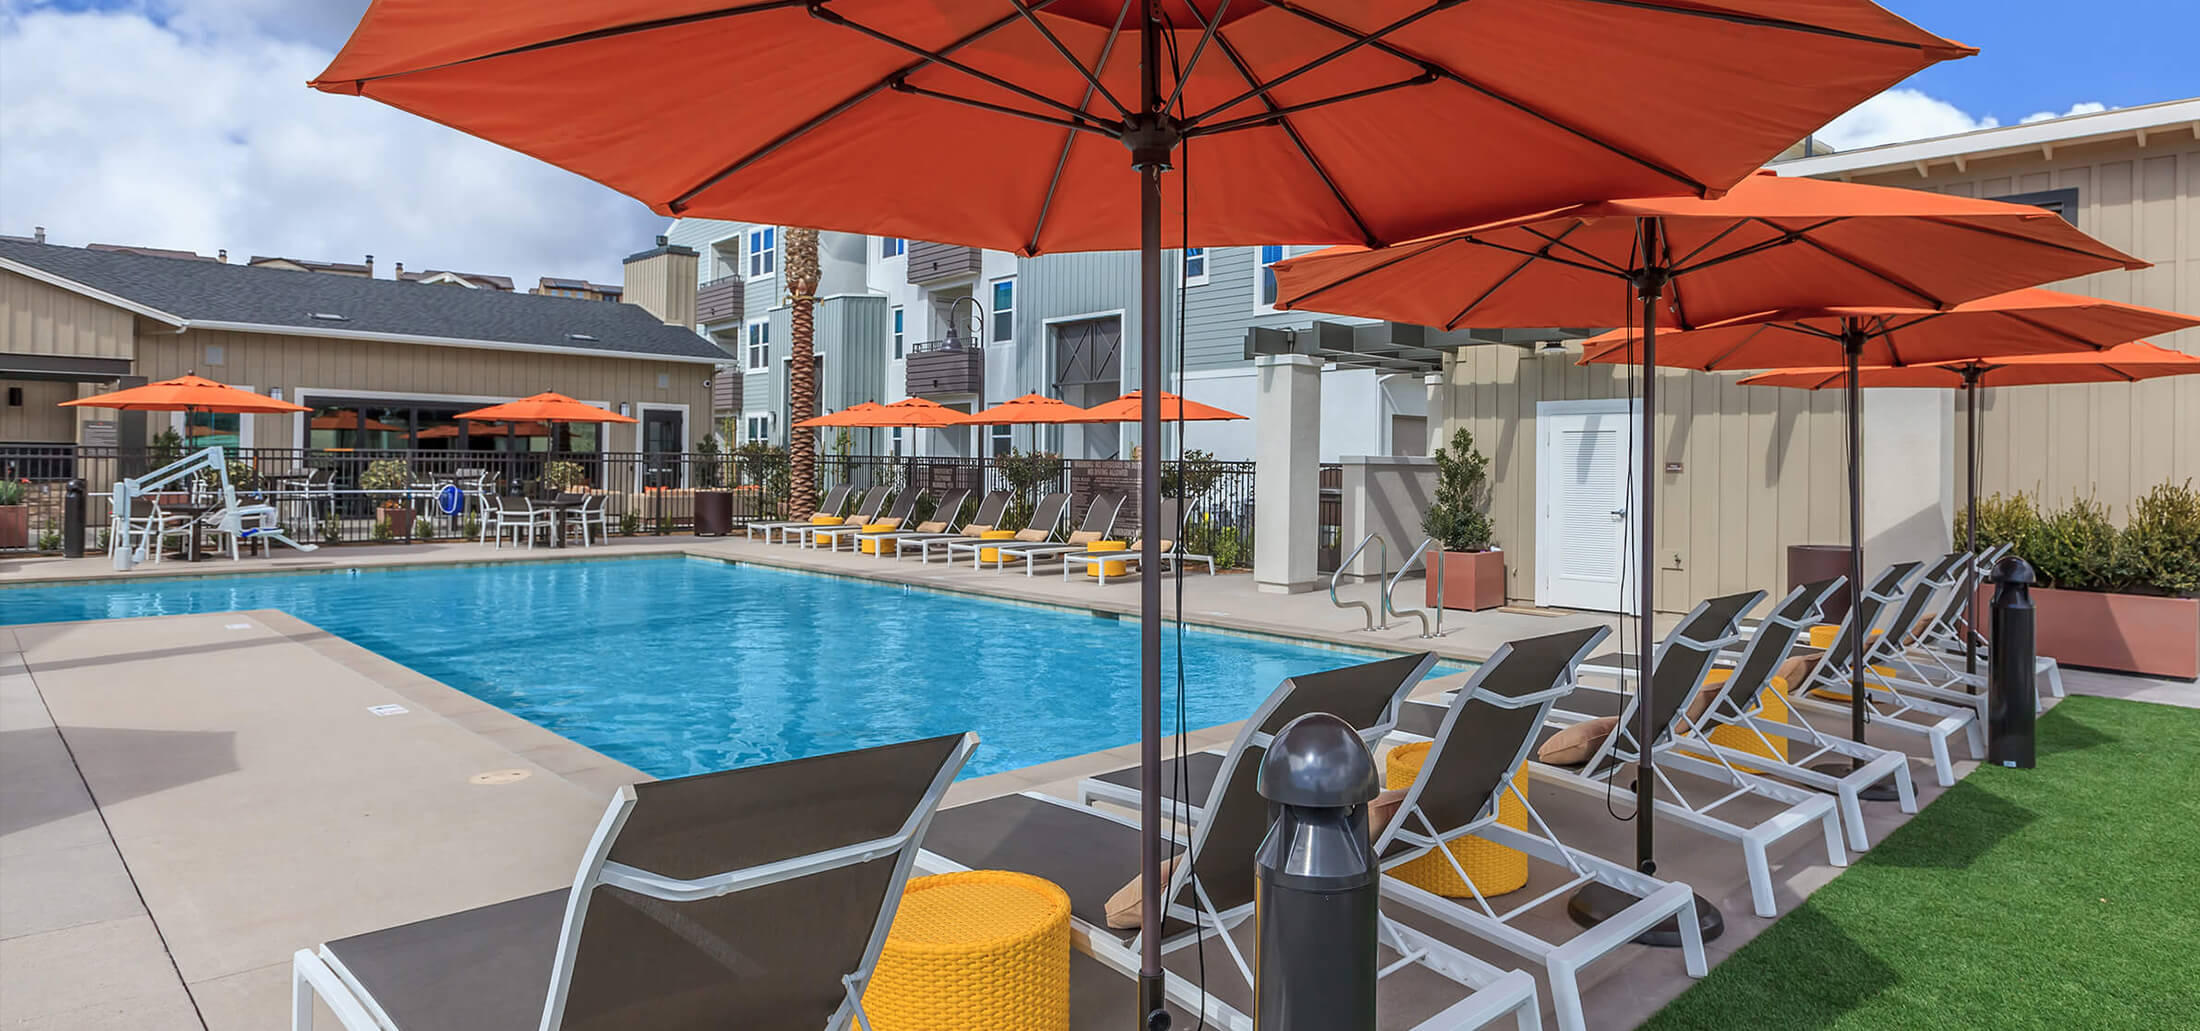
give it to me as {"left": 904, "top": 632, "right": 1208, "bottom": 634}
{"left": 1254, "top": 354, "right": 1321, "bottom": 594}
{"left": 1860, "top": 387, "right": 1955, "bottom": 571}
{"left": 1423, "top": 371, "right": 1447, "bottom": 456}
{"left": 1337, "top": 456, "right": 1437, "bottom": 582}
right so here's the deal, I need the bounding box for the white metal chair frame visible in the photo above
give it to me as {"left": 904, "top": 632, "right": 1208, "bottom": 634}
{"left": 496, "top": 496, "right": 557, "bottom": 550}
{"left": 1786, "top": 561, "right": 1982, "bottom": 787}
{"left": 1884, "top": 546, "right": 2065, "bottom": 701}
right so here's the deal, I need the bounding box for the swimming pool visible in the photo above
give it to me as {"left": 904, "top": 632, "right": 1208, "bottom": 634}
{"left": 1, "top": 557, "right": 1454, "bottom": 779}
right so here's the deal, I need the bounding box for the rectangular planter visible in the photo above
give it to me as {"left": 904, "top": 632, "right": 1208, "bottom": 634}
{"left": 1975, "top": 583, "right": 2199, "bottom": 681}
{"left": 1426, "top": 547, "right": 1506, "bottom": 612}
{"left": 0, "top": 505, "right": 26, "bottom": 550}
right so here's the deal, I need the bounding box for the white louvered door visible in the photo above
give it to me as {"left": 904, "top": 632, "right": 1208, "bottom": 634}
{"left": 1537, "top": 401, "right": 1639, "bottom": 613}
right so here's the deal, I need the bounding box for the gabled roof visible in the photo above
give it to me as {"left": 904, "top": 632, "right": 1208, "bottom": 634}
{"left": 0, "top": 239, "right": 728, "bottom": 364}
{"left": 401, "top": 268, "right": 517, "bottom": 291}
{"left": 88, "top": 243, "right": 219, "bottom": 262}
{"left": 248, "top": 255, "right": 370, "bottom": 274}
{"left": 1775, "top": 97, "right": 2200, "bottom": 179}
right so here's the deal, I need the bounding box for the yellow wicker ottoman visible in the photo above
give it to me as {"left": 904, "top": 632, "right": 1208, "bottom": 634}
{"left": 859, "top": 522, "right": 899, "bottom": 555}
{"left": 1804, "top": 625, "right": 1894, "bottom": 701}
{"left": 865, "top": 870, "right": 1070, "bottom": 1031}
{"left": 1383, "top": 742, "right": 1528, "bottom": 897}
{"left": 977, "top": 529, "right": 1017, "bottom": 565}
{"left": 1084, "top": 539, "right": 1129, "bottom": 578}
{"left": 1699, "top": 670, "right": 1792, "bottom": 772}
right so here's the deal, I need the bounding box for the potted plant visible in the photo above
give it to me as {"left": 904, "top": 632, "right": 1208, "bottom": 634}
{"left": 543, "top": 460, "right": 587, "bottom": 493}
{"left": 1962, "top": 483, "right": 2200, "bottom": 680}
{"left": 360, "top": 458, "right": 415, "bottom": 539}
{"left": 0, "top": 479, "right": 29, "bottom": 550}
{"left": 1422, "top": 429, "right": 1504, "bottom": 611}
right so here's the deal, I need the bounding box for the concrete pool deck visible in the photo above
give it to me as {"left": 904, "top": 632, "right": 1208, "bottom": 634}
{"left": 4, "top": 540, "right": 2193, "bottom": 1028}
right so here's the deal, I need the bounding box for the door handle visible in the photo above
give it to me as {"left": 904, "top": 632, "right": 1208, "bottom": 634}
{"left": 1610, "top": 509, "right": 1627, "bottom": 517}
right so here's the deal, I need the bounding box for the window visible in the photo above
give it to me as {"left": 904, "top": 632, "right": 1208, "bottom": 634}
{"left": 990, "top": 424, "right": 1013, "bottom": 457}
{"left": 745, "top": 320, "right": 770, "bottom": 371}
{"left": 745, "top": 413, "right": 772, "bottom": 443}
{"left": 184, "top": 410, "right": 241, "bottom": 449}
{"left": 889, "top": 427, "right": 905, "bottom": 458}
{"left": 746, "top": 226, "right": 776, "bottom": 278}
{"left": 1988, "top": 188, "right": 2079, "bottom": 226}
{"left": 991, "top": 277, "right": 1016, "bottom": 343}
{"left": 1182, "top": 247, "right": 1207, "bottom": 286}
{"left": 1256, "top": 244, "right": 1286, "bottom": 311}
{"left": 892, "top": 306, "right": 906, "bottom": 359}
{"left": 881, "top": 237, "right": 906, "bottom": 259}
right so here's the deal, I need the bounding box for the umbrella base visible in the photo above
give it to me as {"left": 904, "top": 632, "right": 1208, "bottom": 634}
{"left": 1566, "top": 883, "right": 1724, "bottom": 947}
{"left": 1811, "top": 761, "right": 1904, "bottom": 801}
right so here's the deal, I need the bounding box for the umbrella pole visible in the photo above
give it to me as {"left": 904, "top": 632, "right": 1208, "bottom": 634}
{"left": 1845, "top": 325, "right": 1870, "bottom": 745}
{"left": 1131, "top": 5, "right": 1171, "bottom": 1020}
{"left": 1964, "top": 372, "right": 1980, "bottom": 677}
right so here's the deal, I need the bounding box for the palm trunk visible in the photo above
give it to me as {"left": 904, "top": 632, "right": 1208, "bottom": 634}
{"left": 785, "top": 227, "right": 821, "bottom": 516}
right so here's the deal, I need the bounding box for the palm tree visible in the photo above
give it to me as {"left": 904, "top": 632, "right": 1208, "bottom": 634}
{"left": 784, "top": 226, "right": 820, "bottom": 515}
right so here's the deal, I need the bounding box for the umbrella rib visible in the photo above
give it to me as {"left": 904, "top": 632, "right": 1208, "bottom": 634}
{"left": 327, "top": 0, "right": 805, "bottom": 86}
{"left": 1666, "top": 218, "right": 1767, "bottom": 271}
{"left": 812, "top": 7, "right": 1127, "bottom": 130}
{"left": 1185, "top": 72, "right": 1439, "bottom": 136}
{"left": 1277, "top": 235, "right": 1461, "bottom": 310}
{"left": 1789, "top": 233, "right": 1948, "bottom": 309}
{"left": 1162, "top": 0, "right": 1234, "bottom": 114}
{"left": 1516, "top": 225, "right": 1631, "bottom": 276}
{"left": 1668, "top": 217, "right": 1847, "bottom": 276}
{"left": 1442, "top": 224, "right": 1593, "bottom": 331}
{"left": 669, "top": 6, "right": 1057, "bottom": 210}
{"left": 1181, "top": 0, "right": 1453, "bottom": 126}
{"left": 891, "top": 82, "right": 1123, "bottom": 136}
{"left": 1915, "top": 215, "right": 2141, "bottom": 268}
{"left": 1568, "top": 0, "right": 1944, "bottom": 51}
{"left": 1025, "top": 0, "right": 1136, "bottom": 255}
{"left": 2000, "top": 309, "right": 2121, "bottom": 352}
{"left": 1258, "top": 1, "right": 1709, "bottom": 195}
{"left": 1456, "top": 234, "right": 1622, "bottom": 279}
{"left": 1007, "top": 0, "right": 1134, "bottom": 120}
{"left": 1208, "top": 32, "right": 1378, "bottom": 245}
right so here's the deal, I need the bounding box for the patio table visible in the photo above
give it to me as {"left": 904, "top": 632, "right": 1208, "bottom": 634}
{"left": 545, "top": 494, "right": 586, "bottom": 549}
{"left": 163, "top": 502, "right": 214, "bottom": 562}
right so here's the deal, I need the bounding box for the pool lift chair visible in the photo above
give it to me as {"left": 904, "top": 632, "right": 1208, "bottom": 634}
{"left": 1668, "top": 579, "right": 1917, "bottom": 853}
{"left": 107, "top": 445, "right": 318, "bottom": 570}
{"left": 292, "top": 733, "right": 977, "bottom": 1031}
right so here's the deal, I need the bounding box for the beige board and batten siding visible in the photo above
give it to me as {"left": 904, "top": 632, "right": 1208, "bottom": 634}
{"left": 1, "top": 269, "right": 139, "bottom": 359}
{"left": 0, "top": 378, "right": 78, "bottom": 441}
{"left": 1441, "top": 346, "right": 1848, "bottom": 612}
{"left": 130, "top": 328, "right": 714, "bottom": 450}
{"left": 1844, "top": 133, "right": 2200, "bottom": 523}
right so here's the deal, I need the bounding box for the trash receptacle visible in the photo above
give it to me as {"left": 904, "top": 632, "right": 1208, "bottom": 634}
{"left": 692, "top": 490, "right": 734, "bottom": 537}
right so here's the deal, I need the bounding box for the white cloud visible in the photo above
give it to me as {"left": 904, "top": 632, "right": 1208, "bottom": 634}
{"left": 2022, "top": 101, "right": 2109, "bottom": 124}
{"left": 1814, "top": 88, "right": 2000, "bottom": 151}
{"left": 0, "top": 3, "right": 662, "bottom": 289}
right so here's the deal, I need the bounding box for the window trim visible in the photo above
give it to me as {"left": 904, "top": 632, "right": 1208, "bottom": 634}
{"left": 744, "top": 318, "right": 770, "bottom": 372}
{"left": 989, "top": 423, "right": 1013, "bottom": 458}
{"left": 1253, "top": 244, "right": 1289, "bottom": 314}
{"left": 990, "top": 276, "right": 1016, "bottom": 345}
{"left": 891, "top": 306, "right": 906, "bottom": 359}
{"left": 881, "top": 237, "right": 907, "bottom": 259}
{"left": 1182, "top": 247, "right": 1208, "bottom": 287}
{"left": 746, "top": 226, "right": 777, "bottom": 279}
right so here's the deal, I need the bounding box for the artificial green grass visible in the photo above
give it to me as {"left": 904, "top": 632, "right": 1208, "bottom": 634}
{"left": 1644, "top": 695, "right": 2200, "bottom": 1031}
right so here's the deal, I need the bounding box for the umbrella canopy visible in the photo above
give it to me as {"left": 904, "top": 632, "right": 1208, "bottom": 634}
{"left": 311, "top": 3, "right": 1970, "bottom": 255}
{"left": 1077, "top": 390, "right": 1245, "bottom": 422}
{"left": 454, "top": 392, "right": 636, "bottom": 424}
{"left": 1735, "top": 340, "right": 2200, "bottom": 391}
{"left": 865, "top": 397, "right": 976, "bottom": 429}
{"left": 791, "top": 401, "right": 891, "bottom": 429}
{"left": 1578, "top": 289, "right": 2199, "bottom": 369}
{"left": 970, "top": 393, "right": 1096, "bottom": 424}
{"left": 1274, "top": 172, "right": 2146, "bottom": 329}
{"left": 62, "top": 373, "right": 307, "bottom": 414}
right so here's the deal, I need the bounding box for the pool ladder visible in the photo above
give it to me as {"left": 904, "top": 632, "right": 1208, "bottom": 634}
{"left": 1330, "top": 533, "right": 1442, "bottom": 638}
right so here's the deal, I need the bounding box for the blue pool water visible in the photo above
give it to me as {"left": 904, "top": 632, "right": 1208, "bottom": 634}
{"left": 1, "top": 557, "right": 1452, "bottom": 779}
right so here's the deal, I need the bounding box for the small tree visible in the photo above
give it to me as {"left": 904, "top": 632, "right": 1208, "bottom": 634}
{"left": 995, "top": 448, "right": 1063, "bottom": 530}
{"left": 1162, "top": 449, "right": 1224, "bottom": 506}
{"left": 2122, "top": 480, "right": 2200, "bottom": 596}
{"left": 1423, "top": 428, "right": 1494, "bottom": 552}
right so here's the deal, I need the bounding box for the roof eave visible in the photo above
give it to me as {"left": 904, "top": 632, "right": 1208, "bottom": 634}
{"left": 185, "top": 320, "right": 729, "bottom": 364}
{"left": 0, "top": 257, "right": 188, "bottom": 328}
{"left": 1775, "top": 97, "right": 2200, "bottom": 180}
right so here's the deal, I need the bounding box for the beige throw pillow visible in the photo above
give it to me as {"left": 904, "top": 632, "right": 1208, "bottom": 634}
{"left": 1536, "top": 717, "right": 1617, "bottom": 765}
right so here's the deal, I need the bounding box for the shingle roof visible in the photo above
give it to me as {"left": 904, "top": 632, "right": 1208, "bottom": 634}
{"left": 1, "top": 239, "right": 728, "bottom": 363}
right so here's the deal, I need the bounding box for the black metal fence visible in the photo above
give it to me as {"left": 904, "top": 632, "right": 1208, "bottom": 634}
{"left": 0, "top": 445, "right": 1255, "bottom": 565}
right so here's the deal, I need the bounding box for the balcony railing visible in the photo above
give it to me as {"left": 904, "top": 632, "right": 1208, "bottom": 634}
{"left": 905, "top": 340, "right": 983, "bottom": 397}
{"left": 696, "top": 276, "right": 744, "bottom": 325}
{"left": 906, "top": 241, "right": 982, "bottom": 284}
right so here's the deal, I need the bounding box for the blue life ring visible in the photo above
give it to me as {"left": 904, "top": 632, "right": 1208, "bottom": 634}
{"left": 437, "top": 483, "right": 464, "bottom": 515}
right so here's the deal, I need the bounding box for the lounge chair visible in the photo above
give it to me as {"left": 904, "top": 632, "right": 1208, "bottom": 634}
{"left": 1375, "top": 626, "right": 1707, "bottom": 1031}
{"left": 918, "top": 671, "right": 1541, "bottom": 1031}
{"left": 1783, "top": 560, "right": 1985, "bottom": 787}
{"left": 746, "top": 482, "right": 854, "bottom": 543}
{"left": 944, "top": 492, "right": 1069, "bottom": 569}
{"left": 894, "top": 490, "right": 1011, "bottom": 562}
{"left": 1876, "top": 548, "right": 2065, "bottom": 700}
{"left": 1076, "top": 650, "right": 1439, "bottom": 819}
{"left": 791, "top": 486, "right": 890, "bottom": 549}
{"left": 854, "top": 489, "right": 969, "bottom": 558}
{"left": 1670, "top": 579, "right": 1917, "bottom": 852}
{"left": 988, "top": 493, "right": 1125, "bottom": 574}
{"left": 291, "top": 733, "right": 977, "bottom": 1031}
{"left": 813, "top": 487, "right": 922, "bottom": 552}
{"left": 1059, "top": 498, "right": 1217, "bottom": 584}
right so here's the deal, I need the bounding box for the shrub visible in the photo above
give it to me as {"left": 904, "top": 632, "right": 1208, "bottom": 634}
{"left": 0, "top": 479, "right": 26, "bottom": 506}
{"left": 1955, "top": 491, "right": 2040, "bottom": 557}
{"left": 996, "top": 449, "right": 1063, "bottom": 531}
{"left": 543, "top": 460, "right": 587, "bottom": 492}
{"left": 620, "top": 513, "right": 641, "bottom": 536}
{"left": 1423, "top": 428, "right": 1494, "bottom": 552}
{"left": 735, "top": 442, "right": 790, "bottom": 500}
{"left": 371, "top": 518, "right": 395, "bottom": 542}
{"left": 320, "top": 514, "right": 343, "bottom": 545}
{"left": 359, "top": 459, "right": 410, "bottom": 493}
{"left": 148, "top": 427, "right": 185, "bottom": 467}
{"left": 36, "top": 529, "right": 62, "bottom": 552}
{"left": 1184, "top": 517, "right": 1244, "bottom": 569}
{"left": 1162, "top": 450, "right": 1225, "bottom": 506}
{"left": 2124, "top": 480, "right": 2200, "bottom": 596}
{"left": 2027, "top": 494, "right": 2126, "bottom": 592}
{"left": 459, "top": 516, "right": 482, "bottom": 540}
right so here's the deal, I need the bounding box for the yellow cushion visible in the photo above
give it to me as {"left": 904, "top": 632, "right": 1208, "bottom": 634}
{"left": 864, "top": 519, "right": 902, "bottom": 532}
{"left": 811, "top": 515, "right": 843, "bottom": 526}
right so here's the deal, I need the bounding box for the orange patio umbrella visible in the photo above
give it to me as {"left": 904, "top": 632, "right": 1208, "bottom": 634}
{"left": 416, "top": 421, "right": 550, "bottom": 439}
{"left": 310, "top": 410, "right": 404, "bottom": 433}
{"left": 1076, "top": 390, "right": 1245, "bottom": 423}
{"left": 1739, "top": 339, "right": 2200, "bottom": 670}
{"left": 1582, "top": 292, "right": 2200, "bottom": 751}
{"left": 62, "top": 373, "right": 306, "bottom": 415}
{"left": 313, "top": 0, "right": 1976, "bottom": 965}
{"left": 969, "top": 393, "right": 1095, "bottom": 424}
{"left": 865, "top": 397, "right": 974, "bottom": 429}
{"left": 790, "top": 401, "right": 890, "bottom": 429}
{"left": 454, "top": 392, "right": 635, "bottom": 425}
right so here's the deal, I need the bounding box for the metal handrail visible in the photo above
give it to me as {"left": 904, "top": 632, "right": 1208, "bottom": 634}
{"left": 1331, "top": 532, "right": 1388, "bottom": 631}
{"left": 1387, "top": 537, "right": 1445, "bottom": 639}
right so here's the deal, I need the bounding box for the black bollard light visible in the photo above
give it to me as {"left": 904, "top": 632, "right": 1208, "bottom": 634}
{"left": 1253, "top": 712, "right": 1380, "bottom": 1031}
{"left": 62, "top": 479, "right": 86, "bottom": 558}
{"left": 1988, "top": 555, "right": 2037, "bottom": 769}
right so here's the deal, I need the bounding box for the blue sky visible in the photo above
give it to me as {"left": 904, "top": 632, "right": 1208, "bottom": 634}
{"left": 1, "top": 0, "right": 2193, "bottom": 286}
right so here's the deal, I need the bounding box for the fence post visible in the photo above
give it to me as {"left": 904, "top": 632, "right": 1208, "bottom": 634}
{"left": 63, "top": 479, "right": 87, "bottom": 558}
{"left": 1988, "top": 555, "right": 2037, "bottom": 769}
{"left": 1254, "top": 713, "right": 1380, "bottom": 1029}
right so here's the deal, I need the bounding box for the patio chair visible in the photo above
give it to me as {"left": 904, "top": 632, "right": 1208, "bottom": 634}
{"left": 853, "top": 488, "right": 968, "bottom": 557}
{"left": 497, "top": 495, "right": 557, "bottom": 550}
{"left": 893, "top": 490, "right": 1010, "bottom": 562}
{"left": 1075, "top": 649, "right": 1438, "bottom": 820}
{"left": 291, "top": 733, "right": 977, "bottom": 1031}
{"left": 1668, "top": 579, "right": 1917, "bottom": 852}
{"left": 812, "top": 487, "right": 922, "bottom": 552}
{"left": 1059, "top": 498, "right": 1217, "bottom": 584}
{"left": 1876, "top": 548, "right": 2065, "bottom": 700}
{"left": 944, "top": 492, "right": 1069, "bottom": 569}
{"left": 986, "top": 492, "right": 1124, "bottom": 574}
{"left": 918, "top": 670, "right": 1541, "bottom": 1031}
{"left": 115, "top": 495, "right": 195, "bottom": 565}
{"left": 791, "top": 486, "right": 890, "bottom": 549}
{"left": 1374, "top": 626, "right": 1707, "bottom": 1031}
{"left": 747, "top": 483, "right": 854, "bottom": 544}
{"left": 1786, "top": 557, "right": 1985, "bottom": 787}
{"left": 562, "top": 494, "right": 609, "bottom": 547}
